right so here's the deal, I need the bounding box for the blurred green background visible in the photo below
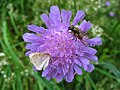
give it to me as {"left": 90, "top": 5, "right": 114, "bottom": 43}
{"left": 0, "top": 0, "right": 120, "bottom": 90}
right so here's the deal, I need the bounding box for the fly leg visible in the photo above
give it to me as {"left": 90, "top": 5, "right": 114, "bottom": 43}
{"left": 81, "top": 40, "right": 89, "bottom": 46}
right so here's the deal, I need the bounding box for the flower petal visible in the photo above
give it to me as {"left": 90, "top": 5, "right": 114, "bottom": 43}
{"left": 23, "top": 33, "right": 42, "bottom": 42}
{"left": 65, "top": 71, "right": 74, "bottom": 82}
{"left": 87, "top": 37, "right": 102, "bottom": 46}
{"left": 67, "top": 10, "right": 72, "bottom": 24}
{"left": 56, "top": 74, "right": 64, "bottom": 82}
{"left": 80, "top": 57, "right": 90, "bottom": 65}
{"left": 84, "top": 53, "right": 98, "bottom": 62}
{"left": 81, "top": 46, "right": 97, "bottom": 55}
{"left": 27, "top": 25, "right": 45, "bottom": 34}
{"left": 42, "top": 67, "right": 51, "bottom": 77}
{"left": 79, "top": 57, "right": 90, "bottom": 70}
{"left": 49, "top": 6, "right": 61, "bottom": 26}
{"left": 78, "top": 20, "right": 92, "bottom": 33}
{"left": 72, "top": 10, "right": 85, "bottom": 25}
{"left": 25, "top": 51, "right": 33, "bottom": 56}
{"left": 73, "top": 64, "right": 82, "bottom": 75}
{"left": 86, "top": 64, "right": 94, "bottom": 72}
{"left": 41, "top": 14, "right": 51, "bottom": 28}
{"left": 25, "top": 42, "right": 44, "bottom": 51}
{"left": 61, "top": 10, "right": 72, "bottom": 24}
{"left": 61, "top": 10, "right": 67, "bottom": 23}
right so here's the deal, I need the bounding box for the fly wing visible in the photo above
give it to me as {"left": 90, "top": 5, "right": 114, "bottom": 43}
{"left": 29, "top": 52, "right": 50, "bottom": 70}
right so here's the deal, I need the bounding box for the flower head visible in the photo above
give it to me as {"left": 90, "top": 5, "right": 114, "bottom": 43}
{"left": 109, "top": 11, "right": 115, "bottom": 17}
{"left": 105, "top": 1, "right": 110, "bottom": 6}
{"left": 23, "top": 6, "right": 102, "bottom": 82}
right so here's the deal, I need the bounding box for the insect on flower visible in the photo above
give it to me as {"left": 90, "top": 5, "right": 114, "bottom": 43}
{"left": 68, "top": 25, "right": 88, "bottom": 45}
{"left": 23, "top": 6, "right": 102, "bottom": 83}
{"left": 29, "top": 52, "right": 51, "bottom": 70}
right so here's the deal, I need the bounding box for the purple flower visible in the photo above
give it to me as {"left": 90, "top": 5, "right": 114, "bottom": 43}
{"left": 109, "top": 11, "right": 115, "bottom": 17}
{"left": 23, "top": 6, "right": 102, "bottom": 82}
{"left": 105, "top": 1, "right": 110, "bottom": 6}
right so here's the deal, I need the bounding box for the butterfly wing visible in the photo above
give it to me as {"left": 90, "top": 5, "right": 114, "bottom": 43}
{"left": 29, "top": 52, "right": 50, "bottom": 70}
{"left": 43, "top": 58, "right": 50, "bottom": 70}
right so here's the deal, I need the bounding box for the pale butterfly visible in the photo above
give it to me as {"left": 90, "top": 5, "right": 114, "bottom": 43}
{"left": 29, "top": 52, "right": 51, "bottom": 70}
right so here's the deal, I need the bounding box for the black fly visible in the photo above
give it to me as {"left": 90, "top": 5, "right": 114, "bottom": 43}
{"left": 68, "top": 25, "right": 88, "bottom": 46}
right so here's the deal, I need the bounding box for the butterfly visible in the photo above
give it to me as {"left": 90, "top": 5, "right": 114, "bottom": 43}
{"left": 29, "top": 52, "right": 51, "bottom": 70}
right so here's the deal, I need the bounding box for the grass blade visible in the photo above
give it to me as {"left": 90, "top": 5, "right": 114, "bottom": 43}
{"left": 101, "top": 62, "right": 120, "bottom": 79}
{"left": 95, "top": 68, "right": 118, "bottom": 81}
{"left": 2, "top": 20, "right": 24, "bottom": 68}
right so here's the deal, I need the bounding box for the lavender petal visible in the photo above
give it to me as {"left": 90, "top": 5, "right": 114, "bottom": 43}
{"left": 72, "top": 10, "right": 85, "bottom": 25}
{"left": 78, "top": 20, "right": 92, "bottom": 33}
